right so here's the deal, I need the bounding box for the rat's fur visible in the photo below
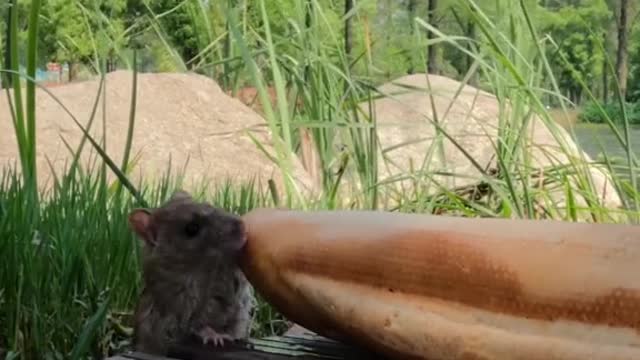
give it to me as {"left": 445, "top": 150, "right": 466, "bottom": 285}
{"left": 129, "top": 191, "right": 254, "bottom": 355}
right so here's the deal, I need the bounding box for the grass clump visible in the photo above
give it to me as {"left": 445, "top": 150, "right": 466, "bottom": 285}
{"left": 0, "top": 164, "right": 282, "bottom": 359}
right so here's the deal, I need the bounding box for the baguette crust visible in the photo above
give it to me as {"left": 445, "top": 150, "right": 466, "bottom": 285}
{"left": 240, "top": 209, "right": 640, "bottom": 359}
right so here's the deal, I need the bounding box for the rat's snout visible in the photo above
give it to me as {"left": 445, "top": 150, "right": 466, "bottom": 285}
{"left": 220, "top": 216, "right": 247, "bottom": 253}
{"left": 229, "top": 217, "right": 247, "bottom": 242}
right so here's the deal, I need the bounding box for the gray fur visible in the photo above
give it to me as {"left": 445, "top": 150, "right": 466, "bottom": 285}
{"left": 129, "top": 191, "right": 254, "bottom": 355}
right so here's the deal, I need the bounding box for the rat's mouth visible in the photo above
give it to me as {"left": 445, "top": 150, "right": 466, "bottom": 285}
{"left": 238, "top": 219, "right": 248, "bottom": 248}
{"left": 227, "top": 226, "right": 248, "bottom": 254}
{"left": 238, "top": 231, "right": 248, "bottom": 249}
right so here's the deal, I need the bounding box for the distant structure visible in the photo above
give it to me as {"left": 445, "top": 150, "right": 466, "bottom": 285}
{"left": 1, "top": 62, "right": 69, "bottom": 89}
{"left": 40, "top": 62, "right": 69, "bottom": 87}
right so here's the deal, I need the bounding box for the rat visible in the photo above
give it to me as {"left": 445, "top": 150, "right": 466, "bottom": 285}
{"left": 128, "top": 190, "right": 254, "bottom": 355}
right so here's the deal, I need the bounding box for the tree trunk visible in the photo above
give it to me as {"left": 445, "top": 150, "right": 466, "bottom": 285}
{"left": 106, "top": 53, "right": 115, "bottom": 73}
{"left": 68, "top": 62, "right": 77, "bottom": 82}
{"left": 603, "top": 58, "right": 609, "bottom": 103}
{"left": 570, "top": 89, "right": 577, "bottom": 105}
{"left": 305, "top": 0, "right": 312, "bottom": 29}
{"left": 385, "top": 0, "right": 392, "bottom": 42}
{"left": 616, "top": 0, "right": 629, "bottom": 100}
{"left": 427, "top": 0, "right": 438, "bottom": 74}
{"left": 344, "top": 0, "right": 353, "bottom": 63}
{"left": 466, "top": 19, "right": 477, "bottom": 86}
{"left": 577, "top": 89, "right": 582, "bottom": 105}
{"left": 407, "top": 0, "right": 417, "bottom": 74}
{"left": 3, "top": 1, "right": 13, "bottom": 88}
{"left": 602, "top": 31, "right": 609, "bottom": 103}
{"left": 304, "top": 0, "right": 313, "bottom": 82}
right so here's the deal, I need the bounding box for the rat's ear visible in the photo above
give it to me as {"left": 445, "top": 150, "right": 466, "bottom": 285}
{"left": 128, "top": 209, "right": 156, "bottom": 247}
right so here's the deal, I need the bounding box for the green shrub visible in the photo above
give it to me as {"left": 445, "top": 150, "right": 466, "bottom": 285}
{"left": 578, "top": 101, "right": 640, "bottom": 125}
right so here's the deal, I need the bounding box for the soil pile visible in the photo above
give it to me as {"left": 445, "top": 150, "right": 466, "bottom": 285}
{"left": 352, "top": 73, "right": 621, "bottom": 219}
{"left": 0, "top": 71, "right": 317, "bottom": 196}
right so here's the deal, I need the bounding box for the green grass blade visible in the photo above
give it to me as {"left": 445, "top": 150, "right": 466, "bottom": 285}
{"left": 69, "top": 298, "right": 110, "bottom": 360}
{"left": 24, "top": 0, "right": 42, "bottom": 196}
{"left": 117, "top": 50, "right": 138, "bottom": 198}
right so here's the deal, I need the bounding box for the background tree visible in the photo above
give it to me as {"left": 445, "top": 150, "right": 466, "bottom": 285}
{"left": 407, "top": 0, "right": 418, "bottom": 74}
{"left": 1, "top": 1, "right": 8, "bottom": 72}
{"left": 616, "top": 0, "right": 630, "bottom": 99}
{"left": 624, "top": 7, "right": 640, "bottom": 101}
{"left": 543, "top": 0, "right": 612, "bottom": 104}
{"left": 601, "top": 0, "right": 619, "bottom": 102}
{"left": 147, "top": 0, "right": 200, "bottom": 69}
{"left": 3, "top": 0, "right": 638, "bottom": 109}
{"left": 345, "top": 0, "right": 354, "bottom": 62}
{"left": 427, "top": 0, "right": 438, "bottom": 74}
{"left": 38, "top": 0, "right": 128, "bottom": 80}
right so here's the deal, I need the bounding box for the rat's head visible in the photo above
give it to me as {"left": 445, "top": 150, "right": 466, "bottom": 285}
{"left": 128, "top": 191, "right": 246, "bottom": 260}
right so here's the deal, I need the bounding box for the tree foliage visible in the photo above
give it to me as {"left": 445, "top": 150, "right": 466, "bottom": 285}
{"left": 542, "top": 0, "right": 612, "bottom": 103}
{"left": 5, "top": 0, "right": 640, "bottom": 107}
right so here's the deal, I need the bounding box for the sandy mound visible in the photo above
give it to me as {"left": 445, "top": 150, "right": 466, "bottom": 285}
{"left": 346, "top": 74, "right": 622, "bottom": 219}
{"left": 0, "top": 70, "right": 317, "bottom": 197}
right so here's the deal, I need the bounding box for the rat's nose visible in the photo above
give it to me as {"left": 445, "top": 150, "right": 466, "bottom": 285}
{"left": 225, "top": 217, "right": 247, "bottom": 252}
{"left": 229, "top": 217, "right": 246, "bottom": 239}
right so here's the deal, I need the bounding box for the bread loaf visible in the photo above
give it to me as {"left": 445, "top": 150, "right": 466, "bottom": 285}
{"left": 240, "top": 208, "right": 640, "bottom": 359}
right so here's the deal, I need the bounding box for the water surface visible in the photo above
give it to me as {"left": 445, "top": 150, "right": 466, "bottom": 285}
{"left": 571, "top": 123, "right": 640, "bottom": 161}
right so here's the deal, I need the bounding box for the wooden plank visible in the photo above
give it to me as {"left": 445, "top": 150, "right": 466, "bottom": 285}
{"left": 106, "top": 333, "right": 387, "bottom": 360}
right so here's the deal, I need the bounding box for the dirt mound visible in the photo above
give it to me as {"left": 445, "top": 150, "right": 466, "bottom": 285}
{"left": 0, "top": 70, "right": 317, "bottom": 197}
{"left": 351, "top": 73, "right": 622, "bottom": 219}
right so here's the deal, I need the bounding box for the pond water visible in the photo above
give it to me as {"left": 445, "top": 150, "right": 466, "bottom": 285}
{"left": 571, "top": 123, "right": 640, "bottom": 161}
{"left": 568, "top": 124, "right": 640, "bottom": 194}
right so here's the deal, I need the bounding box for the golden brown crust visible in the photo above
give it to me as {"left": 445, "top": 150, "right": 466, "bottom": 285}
{"left": 240, "top": 208, "right": 640, "bottom": 359}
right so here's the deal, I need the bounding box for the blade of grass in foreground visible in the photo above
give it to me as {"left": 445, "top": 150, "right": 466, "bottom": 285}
{"left": 24, "top": 0, "right": 42, "bottom": 200}
{"left": 7, "top": 0, "right": 27, "bottom": 188}
{"left": 225, "top": 3, "right": 305, "bottom": 208}
{"left": 116, "top": 50, "right": 139, "bottom": 199}
{"left": 69, "top": 298, "right": 110, "bottom": 360}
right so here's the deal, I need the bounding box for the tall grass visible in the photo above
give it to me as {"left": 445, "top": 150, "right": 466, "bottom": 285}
{"left": 2, "top": 0, "right": 640, "bottom": 359}
{"left": 0, "top": 165, "right": 274, "bottom": 359}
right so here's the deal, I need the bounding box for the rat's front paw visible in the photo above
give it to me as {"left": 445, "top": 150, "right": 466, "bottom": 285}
{"left": 197, "top": 326, "right": 234, "bottom": 347}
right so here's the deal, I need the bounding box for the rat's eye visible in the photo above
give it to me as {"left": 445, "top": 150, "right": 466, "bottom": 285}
{"left": 184, "top": 220, "right": 200, "bottom": 237}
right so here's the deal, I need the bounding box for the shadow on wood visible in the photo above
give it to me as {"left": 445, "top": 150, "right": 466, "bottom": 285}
{"left": 106, "top": 332, "right": 387, "bottom": 360}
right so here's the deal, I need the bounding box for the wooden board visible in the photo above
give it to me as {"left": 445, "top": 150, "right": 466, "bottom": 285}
{"left": 106, "top": 333, "right": 388, "bottom": 360}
